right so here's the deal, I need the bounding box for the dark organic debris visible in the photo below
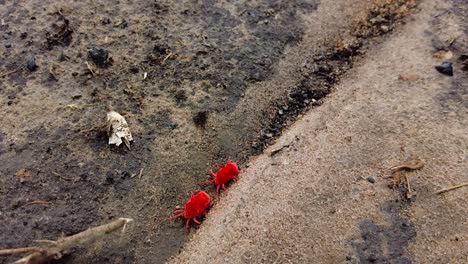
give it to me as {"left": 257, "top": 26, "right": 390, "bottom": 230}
{"left": 459, "top": 55, "right": 468, "bottom": 72}
{"left": 45, "top": 13, "right": 73, "bottom": 48}
{"left": 88, "top": 47, "right": 112, "bottom": 68}
{"left": 435, "top": 62, "right": 453, "bottom": 76}
{"left": 174, "top": 90, "right": 187, "bottom": 103}
{"left": 192, "top": 111, "right": 209, "bottom": 128}
{"left": 26, "top": 56, "right": 38, "bottom": 72}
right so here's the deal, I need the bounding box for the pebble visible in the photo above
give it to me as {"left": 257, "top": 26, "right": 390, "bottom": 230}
{"left": 26, "top": 56, "right": 38, "bottom": 71}
{"left": 88, "top": 47, "right": 111, "bottom": 67}
{"left": 4, "top": 43, "right": 11, "bottom": 48}
{"left": 435, "top": 62, "right": 453, "bottom": 76}
{"left": 367, "top": 176, "right": 376, "bottom": 184}
{"left": 72, "top": 94, "right": 82, "bottom": 100}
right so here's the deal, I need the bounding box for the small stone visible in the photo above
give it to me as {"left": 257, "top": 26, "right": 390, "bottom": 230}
{"left": 265, "top": 133, "right": 273, "bottom": 138}
{"left": 72, "top": 94, "right": 82, "bottom": 100}
{"left": 26, "top": 56, "right": 38, "bottom": 71}
{"left": 435, "top": 62, "right": 453, "bottom": 76}
{"left": 4, "top": 43, "right": 11, "bottom": 48}
{"left": 278, "top": 109, "right": 283, "bottom": 115}
{"left": 88, "top": 47, "right": 111, "bottom": 67}
{"left": 367, "top": 176, "right": 376, "bottom": 184}
{"left": 381, "top": 25, "right": 389, "bottom": 32}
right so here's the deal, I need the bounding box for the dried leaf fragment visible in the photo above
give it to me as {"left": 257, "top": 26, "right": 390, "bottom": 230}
{"left": 15, "top": 169, "right": 32, "bottom": 178}
{"left": 107, "top": 111, "right": 133, "bottom": 149}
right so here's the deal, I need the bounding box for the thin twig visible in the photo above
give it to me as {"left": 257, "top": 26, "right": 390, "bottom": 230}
{"left": 0, "top": 247, "right": 43, "bottom": 256}
{"left": 138, "top": 167, "right": 145, "bottom": 179}
{"left": 390, "top": 158, "right": 425, "bottom": 172}
{"left": 6, "top": 218, "right": 133, "bottom": 264}
{"left": 33, "top": 240, "right": 57, "bottom": 246}
{"left": 20, "top": 201, "right": 52, "bottom": 208}
{"left": 0, "top": 69, "right": 18, "bottom": 78}
{"left": 269, "top": 144, "right": 290, "bottom": 157}
{"left": 161, "top": 52, "right": 174, "bottom": 64}
{"left": 435, "top": 182, "right": 468, "bottom": 195}
{"left": 51, "top": 171, "right": 74, "bottom": 181}
{"left": 85, "top": 61, "right": 96, "bottom": 76}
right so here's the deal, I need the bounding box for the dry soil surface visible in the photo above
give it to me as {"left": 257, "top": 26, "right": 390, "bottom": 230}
{"left": 1, "top": 0, "right": 466, "bottom": 263}
{"left": 173, "top": 0, "right": 467, "bottom": 263}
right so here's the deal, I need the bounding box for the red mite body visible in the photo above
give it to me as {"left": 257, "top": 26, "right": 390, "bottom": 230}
{"left": 170, "top": 191, "right": 211, "bottom": 233}
{"left": 198, "top": 160, "right": 240, "bottom": 197}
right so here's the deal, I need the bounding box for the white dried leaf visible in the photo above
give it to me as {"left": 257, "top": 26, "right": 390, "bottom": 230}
{"left": 107, "top": 111, "right": 133, "bottom": 149}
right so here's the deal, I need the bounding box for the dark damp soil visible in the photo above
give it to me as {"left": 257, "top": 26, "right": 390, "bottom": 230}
{"left": 0, "top": 0, "right": 417, "bottom": 263}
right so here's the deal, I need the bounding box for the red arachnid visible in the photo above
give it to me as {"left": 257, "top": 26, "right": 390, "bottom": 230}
{"left": 198, "top": 160, "right": 240, "bottom": 197}
{"left": 170, "top": 191, "right": 211, "bottom": 233}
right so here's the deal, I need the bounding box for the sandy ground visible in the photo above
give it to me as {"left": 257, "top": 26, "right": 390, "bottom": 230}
{"left": 173, "top": 0, "right": 468, "bottom": 263}
{"left": 1, "top": 0, "right": 466, "bottom": 263}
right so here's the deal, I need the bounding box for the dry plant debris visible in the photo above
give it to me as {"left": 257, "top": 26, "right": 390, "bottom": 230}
{"left": 107, "top": 111, "right": 133, "bottom": 149}
{"left": 0, "top": 218, "right": 133, "bottom": 264}
{"left": 436, "top": 182, "right": 468, "bottom": 195}
{"left": 387, "top": 158, "right": 425, "bottom": 199}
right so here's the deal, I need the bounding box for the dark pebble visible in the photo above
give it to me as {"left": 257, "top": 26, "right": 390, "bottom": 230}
{"left": 72, "top": 94, "right": 82, "bottom": 100}
{"left": 20, "top": 32, "right": 28, "bottom": 39}
{"left": 129, "top": 66, "right": 139, "bottom": 74}
{"left": 435, "top": 62, "right": 453, "bottom": 76}
{"left": 5, "top": 43, "right": 11, "bottom": 48}
{"left": 88, "top": 47, "right": 111, "bottom": 67}
{"left": 367, "top": 176, "right": 376, "bottom": 184}
{"left": 26, "top": 56, "right": 38, "bottom": 71}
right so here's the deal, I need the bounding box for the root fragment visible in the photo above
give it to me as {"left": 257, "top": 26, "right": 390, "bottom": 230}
{"left": 436, "top": 182, "right": 468, "bottom": 195}
{"left": 0, "top": 218, "right": 133, "bottom": 264}
{"left": 386, "top": 158, "right": 424, "bottom": 199}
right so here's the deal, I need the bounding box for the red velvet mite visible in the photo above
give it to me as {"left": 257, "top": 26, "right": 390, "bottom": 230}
{"left": 169, "top": 191, "right": 211, "bottom": 233}
{"left": 198, "top": 160, "right": 240, "bottom": 198}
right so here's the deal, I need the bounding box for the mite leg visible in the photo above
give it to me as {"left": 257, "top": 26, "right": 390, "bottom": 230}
{"left": 209, "top": 169, "right": 216, "bottom": 178}
{"left": 169, "top": 212, "right": 184, "bottom": 220}
{"left": 198, "top": 180, "right": 214, "bottom": 186}
{"left": 185, "top": 219, "right": 191, "bottom": 233}
{"left": 193, "top": 218, "right": 201, "bottom": 225}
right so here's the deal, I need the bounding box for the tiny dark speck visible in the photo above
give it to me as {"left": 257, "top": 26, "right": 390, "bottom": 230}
{"left": 367, "top": 176, "right": 376, "bottom": 184}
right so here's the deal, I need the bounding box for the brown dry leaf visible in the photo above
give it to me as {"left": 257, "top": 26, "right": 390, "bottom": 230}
{"left": 399, "top": 73, "right": 419, "bottom": 81}
{"left": 15, "top": 168, "right": 32, "bottom": 177}
{"left": 433, "top": 50, "right": 453, "bottom": 60}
